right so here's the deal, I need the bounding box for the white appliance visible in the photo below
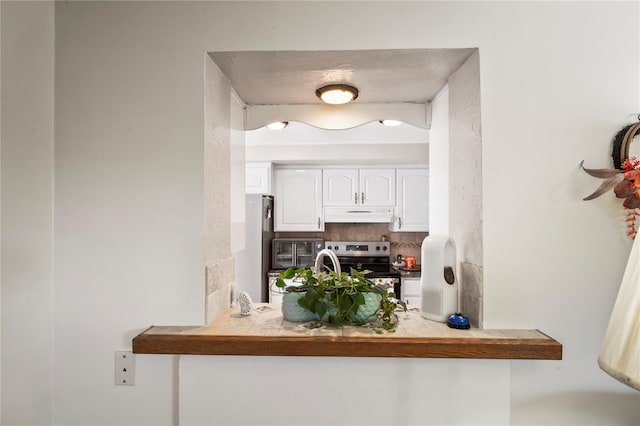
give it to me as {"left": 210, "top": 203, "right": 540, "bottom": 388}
{"left": 323, "top": 206, "right": 393, "bottom": 223}
{"left": 421, "top": 235, "right": 457, "bottom": 322}
{"left": 234, "top": 194, "right": 274, "bottom": 303}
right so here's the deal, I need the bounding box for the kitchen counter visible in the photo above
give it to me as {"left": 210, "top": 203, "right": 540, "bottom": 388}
{"left": 398, "top": 268, "right": 421, "bottom": 278}
{"left": 133, "top": 304, "right": 562, "bottom": 360}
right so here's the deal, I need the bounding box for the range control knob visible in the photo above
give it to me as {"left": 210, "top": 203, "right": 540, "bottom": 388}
{"left": 382, "top": 246, "right": 388, "bottom": 251}
{"left": 375, "top": 246, "right": 381, "bottom": 251}
{"left": 334, "top": 245, "right": 339, "bottom": 250}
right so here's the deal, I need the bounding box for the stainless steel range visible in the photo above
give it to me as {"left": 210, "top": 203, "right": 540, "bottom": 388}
{"left": 323, "top": 241, "right": 401, "bottom": 298}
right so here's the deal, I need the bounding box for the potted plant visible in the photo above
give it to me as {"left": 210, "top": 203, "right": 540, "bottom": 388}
{"left": 275, "top": 267, "right": 406, "bottom": 333}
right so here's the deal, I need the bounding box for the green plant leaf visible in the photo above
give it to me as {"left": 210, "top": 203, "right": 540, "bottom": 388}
{"left": 279, "top": 268, "right": 296, "bottom": 279}
{"left": 315, "top": 300, "right": 328, "bottom": 319}
{"left": 353, "top": 292, "right": 365, "bottom": 306}
{"left": 280, "top": 266, "right": 402, "bottom": 332}
{"left": 340, "top": 294, "right": 353, "bottom": 311}
{"left": 299, "top": 288, "right": 318, "bottom": 312}
{"left": 373, "top": 283, "right": 391, "bottom": 295}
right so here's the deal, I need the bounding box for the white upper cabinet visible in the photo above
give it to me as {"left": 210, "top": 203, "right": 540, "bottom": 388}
{"left": 245, "top": 162, "right": 272, "bottom": 194}
{"left": 359, "top": 169, "right": 396, "bottom": 206}
{"left": 322, "top": 169, "right": 359, "bottom": 206}
{"left": 274, "top": 168, "right": 324, "bottom": 232}
{"left": 323, "top": 168, "right": 395, "bottom": 207}
{"left": 392, "top": 168, "right": 429, "bottom": 232}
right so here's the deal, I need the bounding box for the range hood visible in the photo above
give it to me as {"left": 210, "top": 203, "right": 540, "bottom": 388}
{"left": 324, "top": 207, "right": 393, "bottom": 223}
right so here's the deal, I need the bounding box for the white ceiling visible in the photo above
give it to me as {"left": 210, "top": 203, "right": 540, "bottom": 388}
{"left": 210, "top": 48, "right": 476, "bottom": 106}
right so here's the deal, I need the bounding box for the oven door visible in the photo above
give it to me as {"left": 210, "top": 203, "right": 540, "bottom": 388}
{"left": 368, "top": 276, "right": 401, "bottom": 299}
{"left": 330, "top": 256, "right": 390, "bottom": 273}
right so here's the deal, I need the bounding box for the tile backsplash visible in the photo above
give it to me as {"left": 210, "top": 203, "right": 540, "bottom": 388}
{"left": 276, "top": 223, "right": 428, "bottom": 265}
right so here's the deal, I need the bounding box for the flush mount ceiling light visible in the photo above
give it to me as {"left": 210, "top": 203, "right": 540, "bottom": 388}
{"left": 379, "top": 119, "right": 402, "bottom": 126}
{"left": 265, "top": 121, "right": 288, "bottom": 130}
{"left": 315, "top": 84, "right": 359, "bottom": 105}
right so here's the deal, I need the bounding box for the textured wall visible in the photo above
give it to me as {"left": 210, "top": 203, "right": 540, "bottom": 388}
{"left": 204, "top": 56, "right": 231, "bottom": 265}
{"left": 204, "top": 55, "right": 236, "bottom": 323}
{"left": 449, "top": 50, "right": 482, "bottom": 266}
{"left": 448, "top": 51, "right": 483, "bottom": 327}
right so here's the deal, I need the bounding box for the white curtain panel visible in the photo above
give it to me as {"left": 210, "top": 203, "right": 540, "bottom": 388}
{"left": 599, "top": 235, "right": 640, "bottom": 391}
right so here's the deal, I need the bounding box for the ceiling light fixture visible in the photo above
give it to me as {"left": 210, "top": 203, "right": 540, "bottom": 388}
{"left": 315, "top": 84, "right": 359, "bottom": 105}
{"left": 266, "top": 121, "right": 288, "bottom": 130}
{"left": 379, "top": 119, "right": 402, "bottom": 126}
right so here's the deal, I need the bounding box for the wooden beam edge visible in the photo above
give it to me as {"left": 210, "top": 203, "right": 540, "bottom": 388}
{"left": 132, "top": 330, "right": 562, "bottom": 360}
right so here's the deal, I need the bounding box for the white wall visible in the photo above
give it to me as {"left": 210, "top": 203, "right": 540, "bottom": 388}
{"left": 246, "top": 120, "right": 430, "bottom": 145}
{"left": 54, "top": 2, "right": 203, "bottom": 424}
{"left": 1, "top": 3, "right": 2, "bottom": 417}
{"left": 2, "top": 1, "right": 639, "bottom": 425}
{"left": 246, "top": 121, "right": 429, "bottom": 165}
{"left": 429, "top": 85, "right": 450, "bottom": 235}
{"left": 229, "top": 90, "right": 246, "bottom": 254}
{"left": 180, "top": 356, "right": 510, "bottom": 426}
{"left": 246, "top": 143, "right": 429, "bottom": 165}
{"left": 1, "top": 2, "right": 54, "bottom": 424}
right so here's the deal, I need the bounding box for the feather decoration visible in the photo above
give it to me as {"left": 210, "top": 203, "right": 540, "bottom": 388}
{"left": 580, "top": 160, "right": 623, "bottom": 178}
{"left": 581, "top": 161, "right": 624, "bottom": 201}
{"left": 583, "top": 175, "right": 624, "bottom": 200}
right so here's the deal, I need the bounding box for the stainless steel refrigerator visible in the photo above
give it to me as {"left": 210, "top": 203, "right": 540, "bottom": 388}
{"left": 235, "top": 194, "right": 274, "bottom": 302}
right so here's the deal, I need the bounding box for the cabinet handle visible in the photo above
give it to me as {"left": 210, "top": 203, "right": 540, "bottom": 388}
{"left": 317, "top": 217, "right": 321, "bottom": 229}
{"left": 354, "top": 192, "right": 358, "bottom": 205}
{"left": 399, "top": 217, "right": 402, "bottom": 229}
{"left": 361, "top": 192, "right": 365, "bottom": 204}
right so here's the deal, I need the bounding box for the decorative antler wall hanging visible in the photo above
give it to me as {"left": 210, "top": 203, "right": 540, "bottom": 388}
{"left": 582, "top": 117, "right": 640, "bottom": 238}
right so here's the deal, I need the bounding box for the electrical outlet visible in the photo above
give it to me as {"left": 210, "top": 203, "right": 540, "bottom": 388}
{"left": 114, "top": 351, "right": 135, "bottom": 386}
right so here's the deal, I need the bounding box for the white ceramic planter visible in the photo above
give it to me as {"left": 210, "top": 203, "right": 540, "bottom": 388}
{"left": 281, "top": 291, "right": 381, "bottom": 323}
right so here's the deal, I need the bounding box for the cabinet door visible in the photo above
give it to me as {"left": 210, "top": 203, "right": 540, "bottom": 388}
{"left": 402, "top": 277, "right": 421, "bottom": 297}
{"left": 274, "top": 169, "right": 323, "bottom": 231}
{"left": 401, "top": 277, "right": 422, "bottom": 308}
{"left": 245, "top": 165, "right": 271, "bottom": 194}
{"left": 393, "top": 168, "right": 429, "bottom": 232}
{"left": 359, "top": 169, "right": 396, "bottom": 206}
{"left": 323, "top": 169, "right": 359, "bottom": 206}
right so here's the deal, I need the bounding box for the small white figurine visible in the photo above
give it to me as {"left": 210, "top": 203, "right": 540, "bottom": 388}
{"left": 238, "top": 292, "right": 252, "bottom": 316}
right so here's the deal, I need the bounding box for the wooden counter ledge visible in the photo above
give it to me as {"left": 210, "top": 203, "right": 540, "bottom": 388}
{"left": 133, "top": 304, "right": 562, "bottom": 360}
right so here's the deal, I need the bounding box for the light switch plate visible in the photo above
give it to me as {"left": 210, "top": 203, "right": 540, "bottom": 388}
{"left": 114, "top": 351, "right": 135, "bottom": 386}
